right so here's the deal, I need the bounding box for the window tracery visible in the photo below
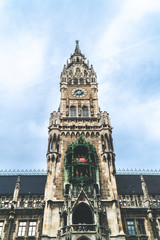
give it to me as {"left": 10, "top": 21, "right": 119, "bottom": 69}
{"left": 82, "top": 106, "right": 89, "bottom": 117}
{"left": 70, "top": 106, "right": 76, "bottom": 117}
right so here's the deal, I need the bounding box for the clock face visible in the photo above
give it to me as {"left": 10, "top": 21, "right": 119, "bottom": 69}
{"left": 71, "top": 88, "right": 87, "bottom": 97}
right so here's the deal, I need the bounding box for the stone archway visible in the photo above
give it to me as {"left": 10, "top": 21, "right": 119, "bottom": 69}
{"left": 72, "top": 202, "right": 93, "bottom": 224}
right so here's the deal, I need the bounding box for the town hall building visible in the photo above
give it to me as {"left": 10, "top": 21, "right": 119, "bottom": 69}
{"left": 0, "top": 41, "right": 160, "bottom": 240}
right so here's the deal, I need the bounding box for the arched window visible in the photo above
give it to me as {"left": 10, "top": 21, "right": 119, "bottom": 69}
{"left": 68, "top": 78, "right": 72, "bottom": 85}
{"left": 74, "top": 78, "right": 78, "bottom": 85}
{"left": 80, "top": 78, "right": 84, "bottom": 85}
{"left": 84, "top": 70, "right": 87, "bottom": 76}
{"left": 82, "top": 106, "right": 89, "bottom": 117}
{"left": 70, "top": 106, "right": 76, "bottom": 117}
{"left": 72, "top": 203, "right": 93, "bottom": 224}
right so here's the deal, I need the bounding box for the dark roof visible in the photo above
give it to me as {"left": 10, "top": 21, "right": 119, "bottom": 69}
{"left": 0, "top": 174, "right": 160, "bottom": 196}
{"left": 143, "top": 175, "right": 160, "bottom": 195}
{"left": 19, "top": 175, "right": 47, "bottom": 195}
{"left": 0, "top": 176, "right": 17, "bottom": 196}
{"left": 116, "top": 175, "right": 160, "bottom": 195}
{"left": 0, "top": 175, "right": 47, "bottom": 196}
{"left": 116, "top": 175, "right": 143, "bottom": 195}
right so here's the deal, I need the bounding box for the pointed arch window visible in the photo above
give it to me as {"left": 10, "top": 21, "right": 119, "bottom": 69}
{"left": 82, "top": 106, "right": 89, "bottom": 117}
{"left": 72, "top": 203, "right": 93, "bottom": 224}
{"left": 68, "top": 78, "right": 72, "bottom": 85}
{"left": 84, "top": 70, "right": 87, "bottom": 76}
{"left": 74, "top": 78, "right": 78, "bottom": 85}
{"left": 70, "top": 106, "right": 76, "bottom": 117}
{"left": 80, "top": 78, "right": 84, "bottom": 85}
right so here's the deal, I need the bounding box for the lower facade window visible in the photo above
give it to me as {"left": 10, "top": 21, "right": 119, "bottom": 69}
{"left": 137, "top": 219, "right": 145, "bottom": 235}
{"left": 127, "top": 220, "right": 136, "bottom": 235}
{"left": 126, "top": 219, "right": 146, "bottom": 237}
{"left": 28, "top": 221, "right": 36, "bottom": 236}
{"left": 18, "top": 222, "right": 26, "bottom": 236}
{"left": 18, "top": 221, "right": 37, "bottom": 237}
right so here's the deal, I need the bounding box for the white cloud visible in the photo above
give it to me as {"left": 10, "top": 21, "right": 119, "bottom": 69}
{"left": 28, "top": 120, "right": 48, "bottom": 139}
{"left": 0, "top": 34, "right": 46, "bottom": 93}
{"left": 0, "top": 0, "right": 6, "bottom": 9}
{"left": 92, "top": 0, "right": 160, "bottom": 144}
{"left": 122, "top": 0, "right": 160, "bottom": 21}
{"left": 133, "top": 98, "right": 160, "bottom": 141}
{"left": 104, "top": 90, "right": 160, "bottom": 141}
{"left": 94, "top": 0, "right": 160, "bottom": 61}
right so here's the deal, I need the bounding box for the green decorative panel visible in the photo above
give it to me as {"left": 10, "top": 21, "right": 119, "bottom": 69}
{"left": 64, "top": 135, "right": 100, "bottom": 188}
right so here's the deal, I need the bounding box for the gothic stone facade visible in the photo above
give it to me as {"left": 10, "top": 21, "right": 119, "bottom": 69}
{"left": 0, "top": 42, "right": 160, "bottom": 240}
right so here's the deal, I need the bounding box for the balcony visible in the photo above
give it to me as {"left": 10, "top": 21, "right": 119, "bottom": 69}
{"left": 71, "top": 224, "right": 96, "bottom": 232}
{"left": 59, "top": 224, "right": 109, "bottom": 236}
{"left": 59, "top": 224, "right": 96, "bottom": 236}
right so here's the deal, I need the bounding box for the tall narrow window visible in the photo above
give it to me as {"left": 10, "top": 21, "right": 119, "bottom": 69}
{"left": 0, "top": 222, "right": 3, "bottom": 235}
{"left": 70, "top": 106, "right": 76, "bottom": 117}
{"left": 137, "top": 219, "right": 145, "bottom": 235}
{"left": 127, "top": 220, "right": 135, "bottom": 235}
{"left": 84, "top": 70, "right": 87, "bottom": 76}
{"left": 28, "top": 221, "right": 36, "bottom": 236}
{"left": 18, "top": 222, "right": 26, "bottom": 236}
{"left": 63, "top": 213, "right": 67, "bottom": 226}
{"left": 74, "top": 78, "right": 78, "bottom": 85}
{"left": 82, "top": 106, "right": 89, "bottom": 117}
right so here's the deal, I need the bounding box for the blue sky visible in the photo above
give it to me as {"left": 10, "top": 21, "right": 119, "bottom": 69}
{"left": 0, "top": 0, "right": 160, "bottom": 170}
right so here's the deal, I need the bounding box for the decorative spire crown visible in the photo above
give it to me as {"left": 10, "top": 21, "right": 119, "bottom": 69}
{"left": 60, "top": 41, "right": 98, "bottom": 85}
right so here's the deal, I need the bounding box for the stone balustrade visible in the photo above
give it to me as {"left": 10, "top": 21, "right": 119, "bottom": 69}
{"left": 59, "top": 224, "right": 96, "bottom": 236}
{"left": 0, "top": 196, "right": 44, "bottom": 209}
{"left": 58, "top": 224, "right": 109, "bottom": 237}
{"left": 119, "top": 195, "right": 160, "bottom": 208}
{"left": 71, "top": 224, "right": 96, "bottom": 232}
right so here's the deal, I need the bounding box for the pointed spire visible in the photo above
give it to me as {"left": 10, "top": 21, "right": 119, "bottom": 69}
{"left": 13, "top": 175, "right": 20, "bottom": 205}
{"left": 16, "top": 175, "right": 21, "bottom": 187}
{"left": 90, "top": 64, "right": 95, "bottom": 73}
{"left": 141, "top": 175, "right": 150, "bottom": 209}
{"left": 74, "top": 40, "right": 81, "bottom": 54}
{"left": 141, "top": 175, "right": 149, "bottom": 197}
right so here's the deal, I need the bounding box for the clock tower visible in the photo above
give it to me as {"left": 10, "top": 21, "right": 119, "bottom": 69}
{"left": 41, "top": 41, "right": 125, "bottom": 240}
{"left": 60, "top": 40, "right": 99, "bottom": 119}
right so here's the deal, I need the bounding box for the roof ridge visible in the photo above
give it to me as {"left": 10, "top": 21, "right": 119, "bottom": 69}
{"left": 0, "top": 169, "right": 47, "bottom": 176}
{"left": 116, "top": 168, "right": 160, "bottom": 175}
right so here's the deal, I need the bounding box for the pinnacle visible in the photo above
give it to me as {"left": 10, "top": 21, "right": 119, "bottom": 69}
{"left": 74, "top": 40, "right": 81, "bottom": 54}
